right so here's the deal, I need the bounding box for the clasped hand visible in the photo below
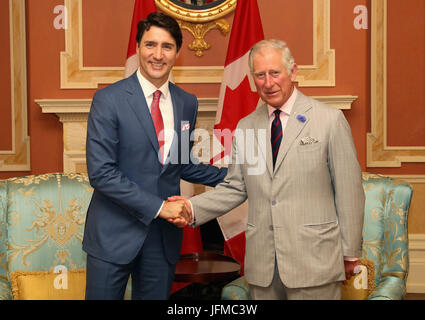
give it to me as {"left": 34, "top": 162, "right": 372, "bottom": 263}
{"left": 158, "top": 196, "right": 192, "bottom": 228}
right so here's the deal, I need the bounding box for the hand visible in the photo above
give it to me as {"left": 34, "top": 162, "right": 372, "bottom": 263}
{"left": 159, "top": 200, "right": 190, "bottom": 226}
{"left": 168, "top": 195, "right": 193, "bottom": 219}
{"left": 167, "top": 196, "right": 193, "bottom": 228}
{"left": 167, "top": 216, "right": 188, "bottom": 228}
{"left": 343, "top": 259, "right": 361, "bottom": 283}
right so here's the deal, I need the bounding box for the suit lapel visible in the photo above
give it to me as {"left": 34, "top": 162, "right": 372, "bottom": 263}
{"left": 273, "top": 92, "right": 312, "bottom": 173}
{"left": 126, "top": 72, "right": 160, "bottom": 154}
{"left": 162, "top": 83, "right": 183, "bottom": 173}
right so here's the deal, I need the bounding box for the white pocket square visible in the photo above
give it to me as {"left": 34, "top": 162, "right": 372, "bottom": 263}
{"left": 300, "top": 137, "right": 319, "bottom": 145}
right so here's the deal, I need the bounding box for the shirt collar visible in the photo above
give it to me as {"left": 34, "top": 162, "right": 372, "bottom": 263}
{"left": 267, "top": 87, "right": 298, "bottom": 118}
{"left": 136, "top": 69, "right": 170, "bottom": 99}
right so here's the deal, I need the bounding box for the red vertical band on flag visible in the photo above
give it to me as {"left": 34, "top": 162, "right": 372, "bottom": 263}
{"left": 124, "top": 0, "right": 157, "bottom": 78}
{"left": 224, "top": 0, "right": 264, "bottom": 66}
{"left": 213, "top": 0, "right": 264, "bottom": 274}
{"left": 126, "top": 0, "right": 157, "bottom": 59}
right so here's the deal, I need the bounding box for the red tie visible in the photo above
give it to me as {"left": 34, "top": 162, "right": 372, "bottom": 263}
{"left": 150, "top": 90, "right": 164, "bottom": 163}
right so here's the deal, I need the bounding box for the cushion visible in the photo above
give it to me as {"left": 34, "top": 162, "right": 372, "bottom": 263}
{"left": 221, "top": 276, "right": 251, "bottom": 300}
{"left": 341, "top": 259, "right": 375, "bottom": 300}
{"left": 10, "top": 269, "right": 86, "bottom": 300}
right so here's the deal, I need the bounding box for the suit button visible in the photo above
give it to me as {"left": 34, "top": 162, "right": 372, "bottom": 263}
{"left": 271, "top": 200, "right": 277, "bottom": 206}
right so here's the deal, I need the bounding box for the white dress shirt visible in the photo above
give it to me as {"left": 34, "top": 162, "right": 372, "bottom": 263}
{"left": 136, "top": 69, "right": 175, "bottom": 218}
{"left": 137, "top": 69, "right": 174, "bottom": 165}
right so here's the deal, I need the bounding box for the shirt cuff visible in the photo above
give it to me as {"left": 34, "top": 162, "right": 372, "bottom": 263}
{"left": 188, "top": 200, "right": 196, "bottom": 226}
{"left": 344, "top": 257, "right": 359, "bottom": 261}
{"left": 154, "top": 201, "right": 165, "bottom": 219}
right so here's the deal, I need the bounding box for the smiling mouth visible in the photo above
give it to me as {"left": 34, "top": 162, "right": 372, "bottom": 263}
{"left": 150, "top": 62, "right": 166, "bottom": 69}
{"left": 265, "top": 91, "right": 279, "bottom": 96}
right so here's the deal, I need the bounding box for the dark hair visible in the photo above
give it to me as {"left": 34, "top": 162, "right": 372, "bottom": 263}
{"left": 136, "top": 12, "right": 183, "bottom": 52}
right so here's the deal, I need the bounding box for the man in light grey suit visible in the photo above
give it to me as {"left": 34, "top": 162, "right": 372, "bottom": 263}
{"left": 172, "top": 39, "right": 365, "bottom": 300}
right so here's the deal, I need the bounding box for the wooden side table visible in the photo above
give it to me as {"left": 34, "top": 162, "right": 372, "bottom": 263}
{"left": 174, "top": 252, "right": 241, "bottom": 299}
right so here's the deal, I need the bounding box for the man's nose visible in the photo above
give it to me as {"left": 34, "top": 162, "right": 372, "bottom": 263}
{"left": 264, "top": 74, "right": 273, "bottom": 88}
{"left": 153, "top": 46, "right": 163, "bottom": 59}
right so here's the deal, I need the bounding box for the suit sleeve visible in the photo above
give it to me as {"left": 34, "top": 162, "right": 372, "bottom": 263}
{"left": 180, "top": 96, "right": 228, "bottom": 187}
{"left": 190, "top": 124, "right": 248, "bottom": 226}
{"left": 328, "top": 111, "right": 365, "bottom": 257}
{"left": 86, "top": 90, "right": 163, "bottom": 226}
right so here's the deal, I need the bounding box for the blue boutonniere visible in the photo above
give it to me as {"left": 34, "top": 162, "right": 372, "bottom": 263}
{"left": 296, "top": 114, "right": 306, "bottom": 123}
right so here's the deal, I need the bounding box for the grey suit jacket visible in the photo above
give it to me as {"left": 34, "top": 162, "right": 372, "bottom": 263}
{"left": 191, "top": 91, "right": 365, "bottom": 288}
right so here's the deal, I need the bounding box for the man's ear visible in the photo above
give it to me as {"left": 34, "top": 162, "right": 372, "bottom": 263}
{"left": 290, "top": 63, "right": 298, "bottom": 81}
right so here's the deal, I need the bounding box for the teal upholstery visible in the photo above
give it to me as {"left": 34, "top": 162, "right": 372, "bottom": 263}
{"left": 0, "top": 179, "right": 9, "bottom": 299}
{"left": 221, "top": 276, "right": 251, "bottom": 300}
{"left": 221, "top": 173, "right": 413, "bottom": 300}
{"left": 0, "top": 173, "right": 132, "bottom": 300}
{"left": 361, "top": 173, "right": 412, "bottom": 299}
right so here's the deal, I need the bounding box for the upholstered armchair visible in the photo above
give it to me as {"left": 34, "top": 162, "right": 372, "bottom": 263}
{"left": 0, "top": 173, "right": 91, "bottom": 299}
{"left": 0, "top": 173, "right": 132, "bottom": 300}
{"left": 361, "top": 173, "right": 412, "bottom": 299}
{"left": 221, "top": 173, "right": 413, "bottom": 300}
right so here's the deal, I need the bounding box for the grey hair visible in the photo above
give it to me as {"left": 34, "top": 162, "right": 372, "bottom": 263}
{"left": 248, "top": 39, "right": 296, "bottom": 75}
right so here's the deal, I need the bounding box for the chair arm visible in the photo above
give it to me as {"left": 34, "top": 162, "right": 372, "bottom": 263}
{"left": 367, "top": 276, "right": 406, "bottom": 300}
{"left": 221, "top": 276, "right": 251, "bottom": 300}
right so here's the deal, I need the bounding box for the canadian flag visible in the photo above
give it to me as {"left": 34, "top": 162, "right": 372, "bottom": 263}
{"left": 124, "top": 0, "right": 157, "bottom": 78}
{"left": 212, "top": 0, "right": 264, "bottom": 274}
{"left": 124, "top": 0, "right": 203, "bottom": 294}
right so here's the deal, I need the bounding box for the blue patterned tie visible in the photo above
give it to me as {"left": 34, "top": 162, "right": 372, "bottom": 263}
{"left": 271, "top": 109, "right": 282, "bottom": 169}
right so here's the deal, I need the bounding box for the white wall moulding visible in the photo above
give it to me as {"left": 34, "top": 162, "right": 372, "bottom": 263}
{"left": 367, "top": 0, "right": 425, "bottom": 167}
{"left": 60, "top": 0, "right": 335, "bottom": 88}
{"left": 407, "top": 234, "right": 425, "bottom": 293}
{"left": 37, "top": 95, "right": 354, "bottom": 171}
{"left": 0, "top": 0, "right": 30, "bottom": 171}
{"left": 36, "top": 95, "right": 355, "bottom": 172}
{"left": 36, "top": 95, "right": 356, "bottom": 119}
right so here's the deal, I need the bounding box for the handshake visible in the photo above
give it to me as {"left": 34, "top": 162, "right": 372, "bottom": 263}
{"left": 158, "top": 196, "right": 193, "bottom": 228}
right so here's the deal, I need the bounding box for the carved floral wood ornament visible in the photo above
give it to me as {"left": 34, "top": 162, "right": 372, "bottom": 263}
{"left": 155, "top": 0, "right": 237, "bottom": 56}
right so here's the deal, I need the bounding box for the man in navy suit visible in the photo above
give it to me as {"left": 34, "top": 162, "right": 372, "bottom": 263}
{"left": 83, "top": 12, "right": 227, "bottom": 300}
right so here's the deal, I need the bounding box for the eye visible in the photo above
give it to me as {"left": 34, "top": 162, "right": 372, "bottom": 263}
{"left": 144, "top": 42, "right": 155, "bottom": 48}
{"left": 271, "top": 71, "right": 280, "bottom": 77}
{"left": 255, "top": 73, "right": 265, "bottom": 79}
{"left": 162, "top": 44, "right": 174, "bottom": 51}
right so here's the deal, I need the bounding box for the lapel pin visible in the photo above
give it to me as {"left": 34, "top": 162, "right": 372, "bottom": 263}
{"left": 296, "top": 114, "right": 306, "bottom": 123}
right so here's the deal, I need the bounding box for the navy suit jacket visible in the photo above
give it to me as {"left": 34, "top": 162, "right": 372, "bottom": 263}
{"left": 82, "top": 72, "right": 226, "bottom": 265}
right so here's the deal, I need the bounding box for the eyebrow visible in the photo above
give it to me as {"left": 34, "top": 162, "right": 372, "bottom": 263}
{"left": 143, "top": 40, "right": 175, "bottom": 47}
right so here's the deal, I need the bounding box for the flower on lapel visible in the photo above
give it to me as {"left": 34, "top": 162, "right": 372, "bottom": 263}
{"left": 296, "top": 114, "right": 307, "bottom": 123}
